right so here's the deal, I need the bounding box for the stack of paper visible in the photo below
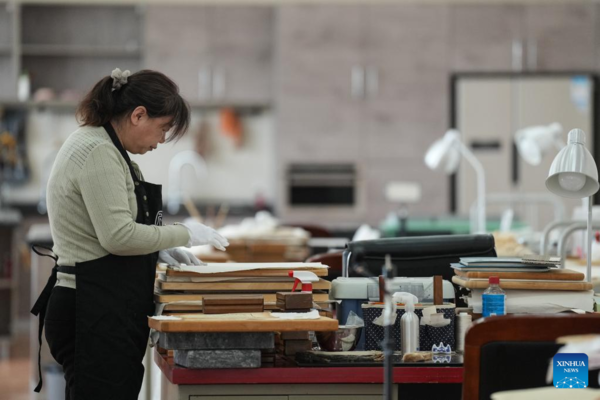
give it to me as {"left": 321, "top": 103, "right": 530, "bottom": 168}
{"left": 452, "top": 257, "right": 594, "bottom": 313}
{"left": 452, "top": 257, "right": 560, "bottom": 273}
{"left": 154, "top": 262, "right": 332, "bottom": 312}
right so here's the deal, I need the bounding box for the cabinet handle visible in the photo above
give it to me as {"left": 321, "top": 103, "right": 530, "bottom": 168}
{"left": 526, "top": 38, "right": 538, "bottom": 71}
{"left": 351, "top": 65, "right": 365, "bottom": 100}
{"left": 366, "top": 66, "right": 379, "bottom": 98}
{"left": 212, "top": 67, "right": 226, "bottom": 100}
{"left": 511, "top": 39, "right": 524, "bottom": 72}
{"left": 198, "top": 66, "right": 211, "bottom": 100}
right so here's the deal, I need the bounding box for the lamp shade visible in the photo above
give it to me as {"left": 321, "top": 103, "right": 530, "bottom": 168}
{"left": 424, "top": 129, "right": 461, "bottom": 174}
{"left": 514, "top": 122, "right": 563, "bottom": 166}
{"left": 546, "top": 129, "right": 599, "bottom": 198}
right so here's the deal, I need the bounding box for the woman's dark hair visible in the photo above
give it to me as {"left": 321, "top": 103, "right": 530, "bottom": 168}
{"left": 76, "top": 69, "right": 190, "bottom": 142}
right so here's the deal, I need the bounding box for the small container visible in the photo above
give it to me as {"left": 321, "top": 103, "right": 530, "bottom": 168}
{"left": 400, "top": 298, "right": 419, "bottom": 354}
{"left": 482, "top": 276, "right": 506, "bottom": 317}
{"left": 456, "top": 312, "right": 472, "bottom": 353}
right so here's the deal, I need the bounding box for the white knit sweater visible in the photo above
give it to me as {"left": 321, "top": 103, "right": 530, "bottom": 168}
{"left": 46, "top": 125, "right": 189, "bottom": 288}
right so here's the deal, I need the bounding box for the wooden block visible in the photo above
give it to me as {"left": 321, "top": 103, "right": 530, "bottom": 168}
{"left": 203, "top": 295, "right": 264, "bottom": 306}
{"left": 281, "top": 331, "right": 310, "bottom": 341}
{"left": 433, "top": 275, "right": 443, "bottom": 305}
{"left": 203, "top": 304, "right": 264, "bottom": 314}
{"left": 283, "top": 339, "right": 312, "bottom": 356}
{"left": 276, "top": 292, "right": 312, "bottom": 310}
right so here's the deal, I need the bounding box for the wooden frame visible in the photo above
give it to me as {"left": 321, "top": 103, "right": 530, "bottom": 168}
{"left": 462, "top": 314, "right": 600, "bottom": 400}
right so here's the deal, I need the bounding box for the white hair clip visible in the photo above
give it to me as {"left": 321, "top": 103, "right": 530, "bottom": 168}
{"left": 111, "top": 68, "right": 131, "bottom": 91}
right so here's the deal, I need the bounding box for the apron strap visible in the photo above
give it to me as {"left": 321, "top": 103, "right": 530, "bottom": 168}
{"left": 30, "top": 245, "right": 59, "bottom": 393}
{"left": 31, "top": 245, "right": 58, "bottom": 262}
{"left": 102, "top": 122, "right": 153, "bottom": 224}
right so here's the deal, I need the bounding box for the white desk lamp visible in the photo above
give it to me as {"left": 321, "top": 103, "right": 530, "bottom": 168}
{"left": 515, "top": 122, "right": 564, "bottom": 166}
{"left": 425, "top": 129, "right": 486, "bottom": 233}
{"left": 545, "top": 129, "right": 599, "bottom": 282}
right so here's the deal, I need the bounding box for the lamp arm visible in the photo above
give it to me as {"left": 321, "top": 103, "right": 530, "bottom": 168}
{"left": 457, "top": 141, "right": 486, "bottom": 233}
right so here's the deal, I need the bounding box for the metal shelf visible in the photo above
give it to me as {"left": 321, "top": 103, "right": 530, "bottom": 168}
{"left": 22, "top": 44, "right": 141, "bottom": 57}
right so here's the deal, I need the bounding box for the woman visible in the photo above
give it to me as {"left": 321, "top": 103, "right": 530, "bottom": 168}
{"left": 31, "top": 68, "right": 229, "bottom": 400}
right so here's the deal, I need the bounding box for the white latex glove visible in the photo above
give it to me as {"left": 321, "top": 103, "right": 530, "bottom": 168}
{"left": 181, "top": 221, "right": 229, "bottom": 251}
{"left": 158, "top": 248, "right": 202, "bottom": 266}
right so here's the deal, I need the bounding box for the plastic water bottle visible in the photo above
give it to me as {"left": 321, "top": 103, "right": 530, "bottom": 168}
{"left": 482, "top": 276, "right": 506, "bottom": 317}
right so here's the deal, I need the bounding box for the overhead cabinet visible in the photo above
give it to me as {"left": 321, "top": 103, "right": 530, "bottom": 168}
{"left": 450, "top": 3, "right": 595, "bottom": 72}
{"left": 145, "top": 5, "right": 273, "bottom": 104}
{"left": 20, "top": 4, "right": 142, "bottom": 96}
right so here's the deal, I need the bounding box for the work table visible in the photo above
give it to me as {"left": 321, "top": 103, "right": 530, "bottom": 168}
{"left": 154, "top": 349, "right": 464, "bottom": 400}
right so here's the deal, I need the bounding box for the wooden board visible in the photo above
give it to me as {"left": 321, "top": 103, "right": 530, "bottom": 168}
{"left": 155, "top": 292, "right": 330, "bottom": 304}
{"left": 163, "top": 300, "right": 334, "bottom": 312}
{"left": 148, "top": 312, "right": 338, "bottom": 333}
{"left": 203, "top": 304, "right": 265, "bottom": 314}
{"left": 454, "top": 268, "right": 584, "bottom": 281}
{"left": 203, "top": 295, "right": 264, "bottom": 306}
{"left": 165, "top": 267, "right": 328, "bottom": 278}
{"left": 452, "top": 276, "right": 593, "bottom": 291}
{"left": 157, "top": 279, "right": 331, "bottom": 292}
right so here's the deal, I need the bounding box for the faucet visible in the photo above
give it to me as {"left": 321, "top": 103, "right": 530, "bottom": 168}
{"left": 38, "top": 147, "right": 60, "bottom": 215}
{"left": 167, "top": 150, "right": 208, "bottom": 215}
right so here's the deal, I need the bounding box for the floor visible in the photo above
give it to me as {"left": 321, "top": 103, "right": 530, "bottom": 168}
{"left": 0, "top": 333, "right": 33, "bottom": 400}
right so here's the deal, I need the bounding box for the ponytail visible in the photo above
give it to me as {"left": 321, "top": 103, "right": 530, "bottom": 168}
{"left": 76, "top": 69, "right": 190, "bottom": 142}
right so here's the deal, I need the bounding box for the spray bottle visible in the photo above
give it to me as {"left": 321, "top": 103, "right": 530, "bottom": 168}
{"left": 400, "top": 297, "right": 420, "bottom": 354}
{"left": 289, "top": 270, "right": 319, "bottom": 293}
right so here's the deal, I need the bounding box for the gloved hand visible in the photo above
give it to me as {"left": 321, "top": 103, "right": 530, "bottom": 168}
{"left": 158, "top": 247, "right": 203, "bottom": 266}
{"left": 181, "top": 221, "right": 229, "bottom": 251}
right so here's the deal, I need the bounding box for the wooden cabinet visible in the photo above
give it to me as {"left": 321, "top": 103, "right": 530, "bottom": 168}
{"left": 276, "top": 4, "right": 451, "bottom": 222}
{"left": 145, "top": 5, "right": 273, "bottom": 104}
{"left": 524, "top": 3, "right": 596, "bottom": 71}
{"left": 450, "top": 3, "right": 595, "bottom": 72}
{"left": 450, "top": 5, "right": 523, "bottom": 72}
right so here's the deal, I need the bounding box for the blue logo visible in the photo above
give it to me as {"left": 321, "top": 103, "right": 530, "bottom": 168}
{"left": 553, "top": 353, "right": 588, "bottom": 389}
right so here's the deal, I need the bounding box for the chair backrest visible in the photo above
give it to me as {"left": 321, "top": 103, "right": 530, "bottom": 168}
{"left": 343, "top": 234, "right": 496, "bottom": 282}
{"left": 306, "top": 250, "right": 343, "bottom": 280}
{"left": 463, "top": 314, "right": 600, "bottom": 400}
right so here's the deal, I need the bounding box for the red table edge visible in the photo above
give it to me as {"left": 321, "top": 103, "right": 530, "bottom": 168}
{"left": 154, "top": 349, "right": 464, "bottom": 385}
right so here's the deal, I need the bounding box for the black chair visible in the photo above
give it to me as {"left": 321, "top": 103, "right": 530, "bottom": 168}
{"left": 342, "top": 234, "right": 496, "bottom": 304}
{"left": 463, "top": 314, "right": 600, "bottom": 400}
{"left": 343, "top": 234, "right": 496, "bottom": 282}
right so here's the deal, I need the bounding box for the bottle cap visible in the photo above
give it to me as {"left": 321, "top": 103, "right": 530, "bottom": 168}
{"left": 489, "top": 276, "right": 500, "bottom": 285}
{"left": 405, "top": 297, "right": 415, "bottom": 312}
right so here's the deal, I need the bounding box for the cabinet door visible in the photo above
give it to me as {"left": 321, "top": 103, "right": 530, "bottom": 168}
{"left": 449, "top": 4, "right": 523, "bottom": 72}
{"left": 362, "top": 5, "right": 450, "bottom": 216}
{"left": 524, "top": 3, "right": 595, "bottom": 71}
{"left": 277, "top": 5, "right": 365, "bottom": 100}
{"left": 144, "top": 5, "right": 211, "bottom": 100}
{"left": 455, "top": 79, "right": 515, "bottom": 218}
{"left": 276, "top": 5, "right": 364, "bottom": 162}
{"left": 145, "top": 5, "right": 273, "bottom": 103}
{"left": 206, "top": 6, "right": 273, "bottom": 103}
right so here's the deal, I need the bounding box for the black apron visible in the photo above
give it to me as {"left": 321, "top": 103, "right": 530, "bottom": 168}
{"left": 31, "top": 122, "right": 163, "bottom": 400}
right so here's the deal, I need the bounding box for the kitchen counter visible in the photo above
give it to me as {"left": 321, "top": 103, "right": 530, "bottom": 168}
{"left": 154, "top": 349, "right": 463, "bottom": 400}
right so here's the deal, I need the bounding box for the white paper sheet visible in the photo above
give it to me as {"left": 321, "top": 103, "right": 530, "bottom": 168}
{"left": 270, "top": 310, "right": 321, "bottom": 320}
{"left": 161, "top": 262, "right": 327, "bottom": 274}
